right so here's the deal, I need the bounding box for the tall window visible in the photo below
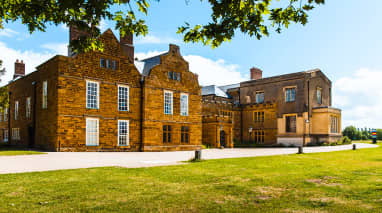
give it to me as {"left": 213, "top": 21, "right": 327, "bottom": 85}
{"left": 118, "top": 120, "right": 129, "bottom": 146}
{"left": 14, "top": 101, "right": 19, "bottom": 120}
{"left": 180, "top": 93, "right": 188, "bottom": 116}
{"left": 12, "top": 128, "right": 20, "bottom": 140}
{"left": 254, "top": 111, "right": 264, "bottom": 123}
{"left": 286, "top": 115, "right": 297, "bottom": 133}
{"left": 164, "top": 91, "right": 173, "bottom": 115}
{"left": 253, "top": 130, "right": 264, "bottom": 144}
{"left": 118, "top": 85, "right": 129, "bottom": 111}
{"left": 285, "top": 87, "right": 296, "bottom": 102}
{"left": 106, "top": 59, "right": 111, "bottom": 69}
{"left": 255, "top": 92, "right": 264, "bottom": 104}
{"left": 86, "top": 118, "right": 99, "bottom": 146}
{"left": 317, "top": 88, "right": 322, "bottom": 104}
{"left": 181, "top": 126, "right": 189, "bottom": 143}
{"left": 42, "top": 80, "right": 47, "bottom": 109}
{"left": 163, "top": 125, "right": 172, "bottom": 143}
{"left": 3, "top": 130, "right": 8, "bottom": 142}
{"left": 4, "top": 108, "right": 7, "bottom": 121}
{"left": 330, "top": 116, "right": 339, "bottom": 133}
{"left": 86, "top": 81, "right": 99, "bottom": 109}
{"left": 26, "top": 97, "right": 31, "bottom": 119}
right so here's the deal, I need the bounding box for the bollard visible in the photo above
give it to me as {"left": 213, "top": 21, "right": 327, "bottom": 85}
{"left": 298, "top": 146, "right": 303, "bottom": 154}
{"left": 353, "top": 144, "right": 356, "bottom": 150}
{"left": 195, "top": 150, "right": 201, "bottom": 161}
{"left": 373, "top": 138, "right": 377, "bottom": 144}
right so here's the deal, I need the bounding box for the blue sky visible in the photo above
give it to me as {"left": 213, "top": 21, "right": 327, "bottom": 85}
{"left": 0, "top": 0, "right": 381, "bottom": 128}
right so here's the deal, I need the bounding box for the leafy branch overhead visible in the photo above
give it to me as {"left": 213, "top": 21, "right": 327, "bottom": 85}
{"left": 0, "top": 0, "right": 324, "bottom": 51}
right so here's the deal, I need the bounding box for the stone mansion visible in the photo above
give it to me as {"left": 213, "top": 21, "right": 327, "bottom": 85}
{"left": 0, "top": 27, "right": 341, "bottom": 151}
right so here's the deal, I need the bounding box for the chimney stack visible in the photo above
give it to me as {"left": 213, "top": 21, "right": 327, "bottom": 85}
{"left": 14, "top": 59, "right": 25, "bottom": 79}
{"left": 250, "top": 67, "right": 262, "bottom": 80}
{"left": 68, "top": 25, "right": 90, "bottom": 57}
{"left": 120, "top": 32, "right": 134, "bottom": 63}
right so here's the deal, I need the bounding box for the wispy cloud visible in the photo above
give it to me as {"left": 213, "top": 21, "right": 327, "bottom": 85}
{"left": 41, "top": 43, "right": 67, "bottom": 55}
{"left": 0, "top": 28, "right": 19, "bottom": 37}
{"left": 333, "top": 68, "right": 382, "bottom": 128}
{"left": 0, "top": 42, "right": 58, "bottom": 85}
{"left": 135, "top": 50, "right": 247, "bottom": 86}
{"left": 135, "top": 35, "right": 181, "bottom": 45}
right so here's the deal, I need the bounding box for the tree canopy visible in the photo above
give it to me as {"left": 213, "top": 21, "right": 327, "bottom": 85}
{"left": 0, "top": 0, "right": 324, "bottom": 52}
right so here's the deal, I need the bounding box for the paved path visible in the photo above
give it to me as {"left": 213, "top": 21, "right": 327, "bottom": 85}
{"left": 0, "top": 143, "right": 378, "bottom": 174}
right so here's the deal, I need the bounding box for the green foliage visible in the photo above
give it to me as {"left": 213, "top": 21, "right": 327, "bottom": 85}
{"left": 0, "top": 0, "right": 324, "bottom": 52}
{"left": 0, "top": 86, "right": 9, "bottom": 109}
{"left": 178, "top": 0, "right": 325, "bottom": 48}
{"left": 336, "top": 136, "right": 351, "bottom": 145}
{"left": 377, "top": 129, "right": 382, "bottom": 140}
{"left": 342, "top": 126, "right": 357, "bottom": 140}
{"left": 0, "top": 59, "right": 5, "bottom": 81}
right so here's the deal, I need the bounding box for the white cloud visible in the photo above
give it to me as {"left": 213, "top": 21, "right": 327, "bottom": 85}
{"left": 333, "top": 68, "right": 382, "bottom": 128}
{"left": 0, "top": 42, "right": 60, "bottom": 86}
{"left": 135, "top": 35, "right": 180, "bottom": 45}
{"left": 135, "top": 51, "right": 246, "bottom": 86}
{"left": 41, "top": 43, "right": 67, "bottom": 55}
{"left": 184, "top": 55, "right": 246, "bottom": 86}
{"left": 0, "top": 28, "right": 19, "bottom": 37}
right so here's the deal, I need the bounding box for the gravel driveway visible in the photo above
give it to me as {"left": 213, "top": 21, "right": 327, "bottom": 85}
{"left": 0, "top": 143, "right": 378, "bottom": 174}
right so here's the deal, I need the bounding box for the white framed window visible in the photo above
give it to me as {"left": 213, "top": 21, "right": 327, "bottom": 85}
{"left": 118, "top": 120, "right": 129, "bottom": 146}
{"left": 86, "top": 118, "right": 99, "bottom": 146}
{"left": 164, "top": 90, "right": 173, "bottom": 115}
{"left": 4, "top": 108, "right": 8, "bottom": 121}
{"left": 256, "top": 92, "right": 264, "bottom": 104}
{"left": 180, "top": 93, "right": 189, "bottom": 116}
{"left": 14, "top": 101, "right": 19, "bottom": 120}
{"left": 86, "top": 80, "right": 99, "bottom": 109}
{"left": 3, "top": 130, "right": 8, "bottom": 142}
{"left": 26, "top": 97, "right": 31, "bottom": 119}
{"left": 42, "top": 80, "right": 47, "bottom": 109}
{"left": 118, "top": 85, "right": 129, "bottom": 111}
{"left": 12, "top": 128, "right": 20, "bottom": 140}
{"left": 285, "top": 87, "right": 296, "bottom": 102}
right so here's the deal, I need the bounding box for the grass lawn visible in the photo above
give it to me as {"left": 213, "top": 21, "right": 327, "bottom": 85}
{"left": 1, "top": 144, "right": 382, "bottom": 212}
{"left": 0, "top": 146, "right": 45, "bottom": 156}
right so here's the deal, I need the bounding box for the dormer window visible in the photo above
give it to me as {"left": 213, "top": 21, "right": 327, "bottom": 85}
{"left": 100, "top": 58, "right": 105, "bottom": 68}
{"left": 168, "top": 71, "right": 181, "bottom": 81}
{"left": 112, "top": 60, "right": 117, "bottom": 70}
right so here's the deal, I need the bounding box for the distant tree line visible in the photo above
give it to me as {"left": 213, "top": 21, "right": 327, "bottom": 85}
{"left": 342, "top": 126, "right": 382, "bottom": 140}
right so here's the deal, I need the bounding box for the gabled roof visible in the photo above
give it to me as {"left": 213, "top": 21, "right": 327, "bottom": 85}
{"left": 201, "top": 85, "right": 229, "bottom": 98}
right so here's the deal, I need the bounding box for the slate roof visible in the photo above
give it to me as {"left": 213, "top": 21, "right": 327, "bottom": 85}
{"left": 139, "top": 53, "right": 167, "bottom": 76}
{"left": 201, "top": 85, "right": 228, "bottom": 98}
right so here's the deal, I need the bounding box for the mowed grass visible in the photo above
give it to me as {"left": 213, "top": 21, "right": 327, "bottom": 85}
{"left": 0, "top": 146, "right": 45, "bottom": 156}
{"left": 1, "top": 145, "right": 382, "bottom": 212}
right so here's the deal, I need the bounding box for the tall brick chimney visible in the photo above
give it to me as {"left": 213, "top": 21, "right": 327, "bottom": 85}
{"left": 250, "top": 67, "right": 262, "bottom": 80}
{"left": 120, "top": 32, "right": 134, "bottom": 63}
{"left": 14, "top": 59, "right": 25, "bottom": 79}
{"left": 68, "top": 25, "right": 90, "bottom": 57}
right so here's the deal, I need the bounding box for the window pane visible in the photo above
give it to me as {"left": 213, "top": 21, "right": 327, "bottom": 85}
{"left": 180, "top": 94, "right": 188, "bottom": 116}
{"left": 164, "top": 91, "right": 173, "bottom": 114}
{"left": 118, "top": 120, "right": 129, "bottom": 146}
{"left": 87, "top": 82, "right": 99, "bottom": 109}
{"left": 168, "top": 72, "right": 172, "bottom": 80}
{"left": 86, "top": 119, "right": 99, "bottom": 146}
{"left": 118, "top": 86, "right": 129, "bottom": 111}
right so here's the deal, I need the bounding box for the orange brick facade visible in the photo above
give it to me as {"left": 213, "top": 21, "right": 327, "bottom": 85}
{"left": 0, "top": 29, "right": 201, "bottom": 151}
{"left": 0, "top": 28, "right": 341, "bottom": 151}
